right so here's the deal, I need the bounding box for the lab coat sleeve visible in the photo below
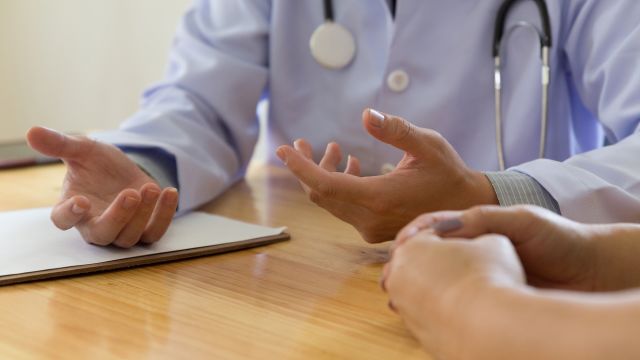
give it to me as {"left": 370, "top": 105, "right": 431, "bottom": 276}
{"left": 512, "top": 0, "right": 640, "bottom": 223}
{"left": 92, "top": 0, "right": 270, "bottom": 213}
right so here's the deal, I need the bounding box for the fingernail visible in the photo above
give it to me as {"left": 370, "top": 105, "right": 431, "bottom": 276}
{"left": 144, "top": 188, "right": 160, "bottom": 203}
{"left": 122, "top": 196, "right": 139, "bottom": 209}
{"left": 71, "top": 203, "right": 86, "bottom": 215}
{"left": 379, "top": 276, "right": 387, "bottom": 292}
{"left": 388, "top": 300, "right": 397, "bottom": 313}
{"left": 164, "top": 188, "right": 179, "bottom": 204}
{"left": 276, "top": 148, "right": 287, "bottom": 164}
{"left": 368, "top": 109, "right": 385, "bottom": 128}
{"left": 432, "top": 217, "right": 463, "bottom": 234}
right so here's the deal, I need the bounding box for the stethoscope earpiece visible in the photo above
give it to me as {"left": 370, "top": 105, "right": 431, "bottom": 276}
{"left": 310, "top": 21, "right": 356, "bottom": 70}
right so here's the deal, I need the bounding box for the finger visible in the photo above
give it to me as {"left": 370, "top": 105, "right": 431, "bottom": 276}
{"left": 380, "top": 262, "right": 391, "bottom": 292}
{"left": 395, "top": 211, "right": 462, "bottom": 244}
{"left": 344, "top": 155, "right": 361, "bottom": 176}
{"left": 362, "top": 108, "right": 432, "bottom": 155}
{"left": 318, "top": 142, "right": 342, "bottom": 172}
{"left": 276, "top": 145, "right": 373, "bottom": 203}
{"left": 444, "top": 205, "right": 559, "bottom": 244}
{"left": 26, "top": 126, "right": 96, "bottom": 160}
{"left": 82, "top": 189, "right": 141, "bottom": 246}
{"left": 50, "top": 195, "right": 91, "bottom": 230}
{"left": 293, "top": 139, "right": 313, "bottom": 159}
{"left": 141, "top": 187, "right": 179, "bottom": 244}
{"left": 285, "top": 142, "right": 313, "bottom": 193}
{"left": 112, "top": 183, "right": 161, "bottom": 248}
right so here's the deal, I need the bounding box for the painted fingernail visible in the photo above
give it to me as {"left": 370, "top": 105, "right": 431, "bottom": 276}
{"left": 122, "top": 196, "right": 139, "bottom": 209}
{"left": 368, "top": 109, "right": 385, "bottom": 128}
{"left": 432, "top": 217, "right": 463, "bottom": 234}
{"left": 71, "top": 203, "right": 86, "bottom": 215}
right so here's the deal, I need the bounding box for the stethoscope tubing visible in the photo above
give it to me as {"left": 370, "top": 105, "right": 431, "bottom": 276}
{"left": 493, "top": 0, "right": 552, "bottom": 170}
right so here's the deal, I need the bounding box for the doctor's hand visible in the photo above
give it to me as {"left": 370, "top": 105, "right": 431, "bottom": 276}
{"left": 276, "top": 109, "right": 498, "bottom": 243}
{"left": 26, "top": 127, "right": 179, "bottom": 248}
{"left": 383, "top": 229, "right": 525, "bottom": 359}
{"left": 396, "top": 205, "right": 600, "bottom": 291}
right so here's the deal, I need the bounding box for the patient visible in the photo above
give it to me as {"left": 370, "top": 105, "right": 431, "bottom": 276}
{"left": 383, "top": 205, "right": 640, "bottom": 359}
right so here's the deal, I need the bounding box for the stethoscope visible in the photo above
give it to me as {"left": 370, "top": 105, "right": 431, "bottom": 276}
{"left": 493, "top": 0, "right": 552, "bottom": 170}
{"left": 310, "top": 0, "right": 552, "bottom": 171}
{"left": 310, "top": 0, "right": 396, "bottom": 69}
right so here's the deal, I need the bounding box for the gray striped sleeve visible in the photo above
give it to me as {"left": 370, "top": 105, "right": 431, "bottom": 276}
{"left": 484, "top": 171, "right": 561, "bottom": 214}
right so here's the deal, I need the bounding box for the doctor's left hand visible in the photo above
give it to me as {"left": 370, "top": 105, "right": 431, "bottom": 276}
{"left": 276, "top": 109, "right": 498, "bottom": 243}
{"left": 26, "top": 127, "right": 179, "bottom": 248}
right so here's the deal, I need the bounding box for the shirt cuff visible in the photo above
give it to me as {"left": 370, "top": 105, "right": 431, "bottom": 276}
{"left": 122, "top": 147, "right": 179, "bottom": 191}
{"left": 484, "top": 171, "right": 561, "bottom": 214}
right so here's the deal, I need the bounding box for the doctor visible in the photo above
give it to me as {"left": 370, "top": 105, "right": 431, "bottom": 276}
{"left": 27, "top": 0, "right": 640, "bottom": 247}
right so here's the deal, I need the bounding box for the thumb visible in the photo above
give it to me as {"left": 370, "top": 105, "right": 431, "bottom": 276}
{"left": 26, "top": 127, "right": 94, "bottom": 160}
{"left": 362, "top": 108, "right": 426, "bottom": 154}
{"left": 439, "top": 205, "right": 548, "bottom": 246}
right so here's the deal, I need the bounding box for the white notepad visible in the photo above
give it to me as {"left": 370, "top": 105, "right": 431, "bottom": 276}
{"left": 0, "top": 207, "right": 289, "bottom": 285}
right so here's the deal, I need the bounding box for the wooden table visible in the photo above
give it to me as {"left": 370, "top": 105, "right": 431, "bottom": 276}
{"left": 0, "top": 164, "right": 427, "bottom": 359}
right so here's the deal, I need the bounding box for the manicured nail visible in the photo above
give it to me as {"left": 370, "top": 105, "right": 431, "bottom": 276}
{"left": 164, "top": 188, "right": 179, "bottom": 204}
{"left": 143, "top": 188, "right": 160, "bottom": 204}
{"left": 122, "top": 196, "right": 139, "bottom": 210}
{"left": 276, "top": 147, "right": 287, "bottom": 164}
{"left": 71, "top": 203, "right": 86, "bottom": 215}
{"left": 432, "top": 218, "right": 463, "bottom": 234}
{"left": 368, "top": 109, "right": 385, "bottom": 128}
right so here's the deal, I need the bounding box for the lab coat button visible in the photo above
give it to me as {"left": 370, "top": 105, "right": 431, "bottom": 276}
{"left": 387, "top": 69, "right": 410, "bottom": 92}
{"left": 380, "top": 163, "right": 395, "bottom": 174}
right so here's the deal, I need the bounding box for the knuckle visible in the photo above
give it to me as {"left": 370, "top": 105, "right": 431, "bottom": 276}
{"left": 391, "top": 118, "right": 415, "bottom": 142}
{"left": 316, "top": 181, "right": 336, "bottom": 198}
{"left": 468, "top": 204, "right": 496, "bottom": 218}
{"left": 308, "top": 190, "right": 322, "bottom": 204}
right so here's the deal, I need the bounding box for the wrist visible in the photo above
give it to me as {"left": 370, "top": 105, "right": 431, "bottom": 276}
{"left": 439, "top": 276, "right": 525, "bottom": 359}
{"left": 454, "top": 281, "right": 534, "bottom": 359}
{"left": 469, "top": 171, "right": 499, "bottom": 206}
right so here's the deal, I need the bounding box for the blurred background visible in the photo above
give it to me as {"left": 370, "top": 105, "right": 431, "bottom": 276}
{"left": 0, "top": 0, "right": 192, "bottom": 142}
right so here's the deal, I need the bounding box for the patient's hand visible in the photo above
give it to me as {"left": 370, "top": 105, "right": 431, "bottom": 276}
{"left": 396, "top": 205, "right": 600, "bottom": 291}
{"left": 27, "top": 127, "right": 179, "bottom": 248}
{"left": 384, "top": 229, "right": 525, "bottom": 359}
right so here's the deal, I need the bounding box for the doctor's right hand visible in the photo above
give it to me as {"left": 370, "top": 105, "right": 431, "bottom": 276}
{"left": 26, "top": 127, "right": 179, "bottom": 248}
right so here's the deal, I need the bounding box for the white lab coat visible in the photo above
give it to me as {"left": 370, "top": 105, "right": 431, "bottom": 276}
{"left": 95, "top": 0, "right": 640, "bottom": 223}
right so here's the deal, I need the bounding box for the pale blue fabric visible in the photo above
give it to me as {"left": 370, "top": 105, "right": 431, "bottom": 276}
{"left": 94, "top": 0, "right": 640, "bottom": 223}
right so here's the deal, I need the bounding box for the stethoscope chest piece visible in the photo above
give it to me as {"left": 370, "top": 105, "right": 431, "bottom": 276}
{"left": 310, "top": 22, "right": 356, "bottom": 70}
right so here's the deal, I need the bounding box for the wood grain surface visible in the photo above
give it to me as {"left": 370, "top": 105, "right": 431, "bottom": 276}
{"left": 0, "top": 163, "right": 427, "bottom": 359}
